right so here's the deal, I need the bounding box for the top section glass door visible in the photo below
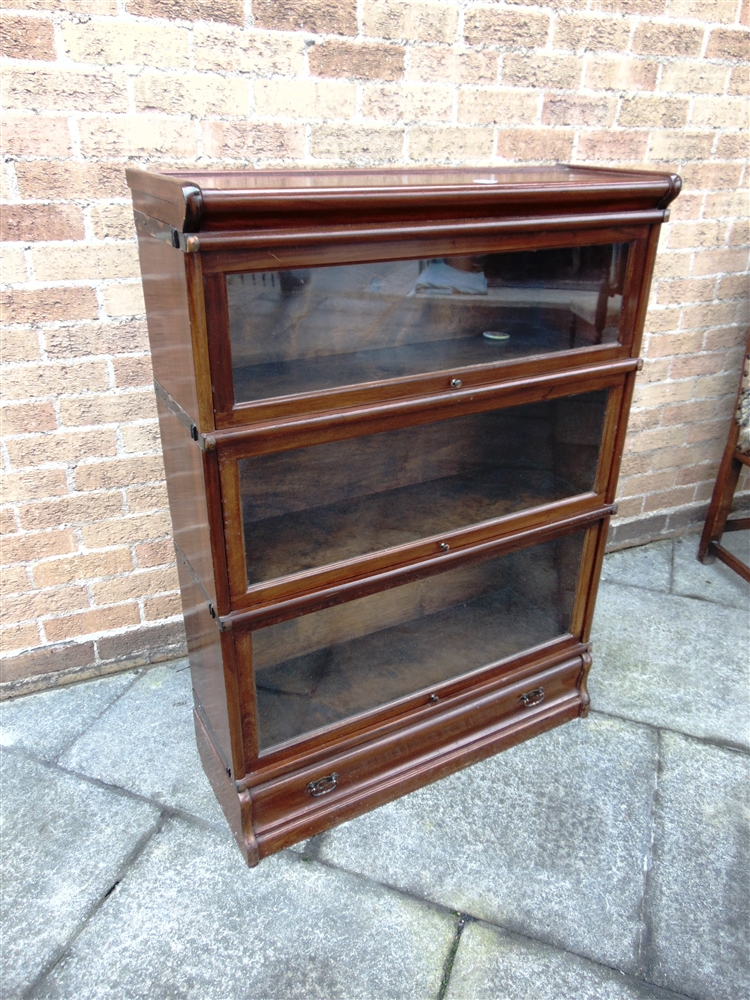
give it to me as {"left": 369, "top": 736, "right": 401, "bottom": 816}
{"left": 226, "top": 244, "right": 630, "bottom": 404}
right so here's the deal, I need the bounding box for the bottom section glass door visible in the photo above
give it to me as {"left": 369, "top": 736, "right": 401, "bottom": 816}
{"left": 252, "top": 529, "right": 587, "bottom": 751}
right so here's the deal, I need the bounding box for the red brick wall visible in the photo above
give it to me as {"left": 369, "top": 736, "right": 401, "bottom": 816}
{"left": 1, "top": 0, "right": 748, "bottom": 693}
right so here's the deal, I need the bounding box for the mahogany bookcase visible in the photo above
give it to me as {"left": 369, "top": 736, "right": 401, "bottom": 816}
{"left": 128, "top": 165, "right": 681, "bottom": 865}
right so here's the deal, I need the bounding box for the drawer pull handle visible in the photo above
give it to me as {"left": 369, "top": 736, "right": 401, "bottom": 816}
{"left": 308, "top": 772, "right": 338, "bottom": 797}
{"left": 450, "top": 378, "right": 463, "bottom": 389}
{"left": 519, "top": 687, "right": 544, "bottom": 708}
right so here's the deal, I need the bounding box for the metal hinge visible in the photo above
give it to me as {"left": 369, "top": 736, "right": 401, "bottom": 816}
{"left": 154, "top": 382, "right": 216, "bottom": 451}
{"left": 174, "top": 543, "right": 225, "bottom": 632}
{"left": 133, "top": 211, "right": 200, "bottom": 253}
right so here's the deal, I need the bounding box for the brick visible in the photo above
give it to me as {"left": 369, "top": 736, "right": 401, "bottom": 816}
{"left": 363, "top": 1, "right": 458, "bottom": 44}
{"left": 679, "top": 162, "right": 744, "bottom": 190}
{"left": 718, "top": 273, "right": 750, "bottom": 298}
{"left": 619, "top": 470, "right": 676, "bottom": 499}
{"left": 619, "top": 96, "right": 689, "bottom": 128}
{"left": 201, "top": 121, "right": 305, "bottom": 160}
{"left": 643, "top": 485, "right": 696, "bottom": 513}
{"left": 111, "top": 356, "right": 153, "bottom": 388}
{"left": 12, "top": 586, "right": 90, "bottom": 624}
{"left": 705, "top": 190, "right": 750, "bottom": 218}
{"left": 6, "top": 427, "right": 119, "bottom": 469}
{"left": 310, "top": 125, "right": 404, "bottom": 162}
{"left": 729, "top": 218, "right": 750, "bottom": 246}
{"left": 704, "top": 325, "right": 750, "bottom": 351}
{"left": 18, "top": 492, "right": 124, "bottom": 531}
{"left": 502, "top": 53, "right": 582, "bottom": 90}
{"left": 668, "top": 194, "right": 702, "bottom": 222}
{"left": 661, "top": 399, "right": 718, "bottom": 426}
{"left": 81, "top": 510, "right": 172, "bottom": 552}
{"left": 667, "top": 221, "right": 728, "bottom": 250}
{"left": 2, "top": 204, "right": 85, "bottom": 244}
{"left": 646, "top": 330, "right": 704, "bottom": 356}
{"left": 254, "top": 79, "right": 356, "bottom": 118}
{"left": 647, "top": 130, "right": 714, "bottom": 163}
{"left": 142, "top": 593, "right": 181, "bottom": 621}
{"left": 652, "top": 251, "right": 692, "bottom": 280}
{"left": 1, "top": 566, "right": 32, "bottom": 596}
{"left": 575, "top": 130, "right": 649, "bottom": 162}
{"left": 1, "top": 469, "right": 68, "bottom": 505}
{"left": 553, "top": 14, "right": 630, "bottom": 53}
{"left": 458, "top": 89, "right": 538, "bottom": 126}
{"left": 59, "top": 390, "right": 155, "bottom": 427}
{"left": 102, "top": 284, "right": 146, "bottom": 319}
{"left": 670, "top": 354, "right": 728, "bottom": 379}
{"left": 1, "top": 0, "right": 117, "bottom": 11}
{"left": 408, "top": 48, "right": 497, "bottom": 85}
{"left": 465, "top": 9, "right": 549, "bottom": 49}
{"left": 3, "top": 361, "right": 109, "bottom": 399}
{"left": 1, "top": 622, "right": 42, "bottom": 655}
{"left": 694, "top": 371, "right": 745, "bottom": 398}
{"left": 96, "top": 620, "right": 185, "bottom": 664}
{"left": 629, "top": 425, "right": 688, "bottom": 452}
{"left": 134, "top": 72, "right": 249, "bottom": 117}
{"left": 635, "top": 380, "right": 695, "bottom": 407}
{"left": 584, "top": 55, "right": 658, "bottom": 92}
{"left": 627, "top": 408, "right": 662, "bottom": 433}
{"left": 1, "top": 402, "right": 56, "bottom": 436}
{"left": 2, "top": 529, "right": 77, "bottom": 565}
{"left": 126, "top": 0, "right": 243, "bottom": 24}
{"left": 729, "top": 65, "right": 750, "bottom": 97}
{"left": 0, "top": 248, "right": 27, "bottom": 283}
{"left": 692, "top": 248, "right": 749, "bottom": 276}
{"left": 692, "top": 97, "right": 749, "bottom": 129}
{"left": 135, "top": 539, "right": 174, "bottom": 568}
{"left": 44, "top": 320, "right": 148, "bottom": 360}
{"left": 120, "top": 422, "right": 161, "bottom": 454}
{"left": 77, "top": 116, "right": 197, "bottom": 159}
{"left": 62, "top": 21, "right": 190, "bottom": 68}
{"left": 496, "top": 128, "right": 575, "bottom": 163}
{"left": 1, "top": 327, "right": 41, "bottom": 364}
{"left": 361, "top": 83, "right": 453, "bottom": 123}
{"left": 0, "top": 640, "right": 96, "bottom": 685}
{"left": 31, "top": 245, "right": 140, "bottom": 283}
{"left": 675, "top": 461, "right": 719, "bottom": 487}
{"left": 743, "top": 0, "right": 750, "bottom": 28}
{"left": 633, "top": 22, "right": 704, "bottom": 58}
{"left": 669, "top": 0, "right": 737, "bottom": 21}
{"left": 655, "top": 278, "right": 717, "bottom": 305}
{"left": 1, "top": 115, "right": 73, "bottom": 158}
{"left": 543, "top": 94, "right": 617, "bottom": 127}
{"left": 660, "top": 62, "right": 729, "bottom": 96}
{"left": 43, "top": 603, "right": 140, "bottom": 643}
{"left": 0, "top": 14, "right": 55, "bottom": 61}
{"left": 408, "top": 127, "right": 495, "bottom": 163}
{"left": 715, "top": 133, "right": 750, "bottom": 159}
{"left": 309, "top": 41, "right": 405, "bottom": 82}
{"left": 644, "top": 307, "right": 682, "bottom": 336}
{"left": 193, "top": 27, "right": 306, "bottom": 76}
{"left": 682, "top": 300, "right": 740, "bottom": 328}
{"left": 73, "top": 455, "right": 165, "bottom": 492}
{"left": 1, "top": 288, "right": 99, "bottom": 328}
{"left": 15, "top": 162, "right": 128, "bottom": 200}
{"left": 126, "top": 483, "right": 170, "bottom": 513}
{"left": 253, "top": 0, "right": 357, "bottom": 35}
{"left": 3, "top": 69, "right": 128, "bottom": 114}
{"left": 705, "top": 28, "right": 750, "bottom": 62}
{"left": 88, "top": 204, "right": 135, "bottom": 242}
{"left": 92, "top": 565, "right": 177, "bottom": 605}
{"left": 33, "top": 548, "right": 133, "bottom": 588}
{"left": 619, "top": 451, "right": 652, "bottom": 476}
{"left": 614, "top": 497, "right": 645, "bottom": 519}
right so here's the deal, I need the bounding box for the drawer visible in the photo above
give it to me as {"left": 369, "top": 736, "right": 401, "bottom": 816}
{"left": 249, "top": 653, "right": 585, "bottom": 841}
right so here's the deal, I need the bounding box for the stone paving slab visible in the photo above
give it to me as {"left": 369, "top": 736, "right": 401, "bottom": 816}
{"left": 672, "top": 530, "right": 750, "bottom": 610}
{"left": 445, "top": 921, "right": 683, "bottom": 1000}
{"left": 590, "top": 582, "right": 750, "bottom": 749}
{"left": 601, "top": 538, "right": 673, "bottom": 593}
{"left": 0, "top": 749, "right": 160, "bottom": 997}
{"left": 0, "top": 670, "right": 138, "bottom": 761}
{"left": 32, "top": 818, "right": 456, "bottom": 1000}
{"left": 318, "top": 714, "right": 658, "bottom": 975}
{"left": 58, "top": 660, "right": 225, "bottom": 824}
{"left": 647, "top": 732, "right": 750, "bottom": 1000}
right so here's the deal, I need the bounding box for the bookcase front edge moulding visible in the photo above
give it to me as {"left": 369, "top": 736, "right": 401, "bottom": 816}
{"left": 127, "top": 165, "right": 681, "bottom": 865}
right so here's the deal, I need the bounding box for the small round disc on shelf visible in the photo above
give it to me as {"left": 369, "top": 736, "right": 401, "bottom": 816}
{"left": 482, "top": 330, "right": 510, "bottom": 341}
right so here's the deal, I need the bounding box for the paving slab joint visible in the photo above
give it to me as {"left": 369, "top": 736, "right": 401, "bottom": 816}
{"left": 51, "top": 669, "right": 145, "bottom": 765}
{"left": 436, "top": 913, "right": 468, "bottom": 1000}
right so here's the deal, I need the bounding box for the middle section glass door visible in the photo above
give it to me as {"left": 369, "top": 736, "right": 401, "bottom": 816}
{"left": 237, "top": 388, "right": 608, "bottom": 587}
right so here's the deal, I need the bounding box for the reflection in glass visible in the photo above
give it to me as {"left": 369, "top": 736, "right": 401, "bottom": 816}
{"left": 239, "top": 391, "right": 606, "bottom": 585}
{"left": 227, "top": 245, "right": 629, "bottom": 402}
{"left": 253, "top": 531, "right": 585, "bottom": 750}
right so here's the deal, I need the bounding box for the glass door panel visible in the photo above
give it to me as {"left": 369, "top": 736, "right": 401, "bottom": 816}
{"left": 253, "top": 529, "right": 586, "bottom": 750}
{"left": 239, "top": 390, "right": 606, "bottom": 586}
{"left": 227, "top": 244, "right": 630, "bottom": 403}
